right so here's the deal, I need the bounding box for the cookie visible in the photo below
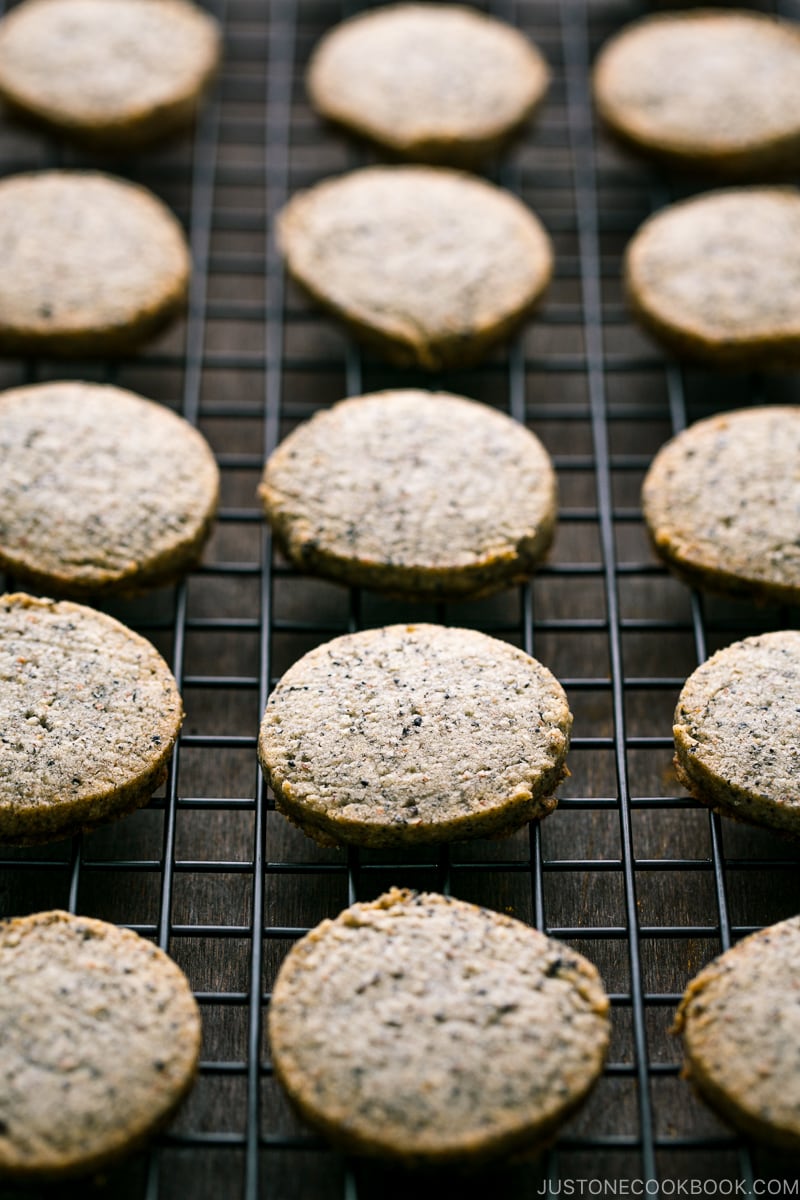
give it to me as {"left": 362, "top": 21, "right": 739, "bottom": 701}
{"left": 642, "top": 407, "right": 800, "bottom": 604}
{"left": 276, "top": 165, "right": 553, "bottom": 370}
{"left": 625, "top": 188, "right": 800, "bottom": 368}
{"left": 269, "top": 888, "right": 610, "bottom": 1166}
{"left": 0, "top": 171, "right": 190, "bottom": 357}
{"left": 0, "top": 381, "right": 220, "bottom": 596}
{"left": 0, "top": 593, "right": 183, "bottom": 845}
{"left": 674, "top": 915, "right": 800, "bottom": 1150}
{"left": 673, "top": 631, "right": 800, "bottom": 837}
{"left": 307, "top": 3, "right": 549, "bottom": 166}
{"left": 0, "top": 910, "right": 200, "bottom": 1180}
{"left": 259, "top": 389, "right": 557, "bottom": 600}
{"left": 0, "top": 0, "right": 220, "bottom": 148}
{"left": 258, "top": 623, "right": 572, "bottom": 847}
{"left": 594, "top": 11, "right": 800, "bottom": 176}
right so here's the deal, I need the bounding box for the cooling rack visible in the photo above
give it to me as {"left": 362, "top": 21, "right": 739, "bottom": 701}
{"left": 1, "top": 0, "right": 800, "bottom": 1197}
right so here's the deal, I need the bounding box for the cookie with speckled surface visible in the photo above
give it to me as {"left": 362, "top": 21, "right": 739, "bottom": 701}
{"left": 0, "top": 910, "right": 200, "bottom": 1180}
{"left": 258, "top": 623, "right": 571, "bottom": 847}
{"left": 269, "top": 888, "right": 610, "bottom": 1165}
{"left": 0, "top": 171, "right": 190, "bottom": 356}
{"left": 0, "top": 381, "right": 219, "bottom": 596}
{"left": 0, "top": 0, "right": 220, "bottom": 148}
{"left": 259, "top": 390, "right": 557, "bottom": 599}
{"left": 594, "top": 11, "right": 800, "bottom": 176}
{"left": 673, "top": 631, "right": 800, "bottom": 837}
{"left": 642, "top": 407, "right": 800, "bottom": 603}
{"left": 674, "top": 915, "right": 800, "bottom": 1150}
{"left": 625, "top": 188, "right": 800, "bottom": 367}
{"left": 307, "top": 3, "right": 549, "bottom": 166}
{"left": 276, "top": 166, "right": 553, "bottom": 370}
{"left": 0, "top": 594, "right": 183, "bottom": 845}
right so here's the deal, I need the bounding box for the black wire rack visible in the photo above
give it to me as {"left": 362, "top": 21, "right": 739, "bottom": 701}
{"left": 2, "top": 0, "right": 800, "bottom": 1197}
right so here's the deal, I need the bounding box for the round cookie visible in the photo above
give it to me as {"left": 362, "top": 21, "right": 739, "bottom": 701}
{"left": 259, "top": 389, "right": 557, "bottom": 600}
{"left": 307, "top": 3, "right": 549, "bottom": 166}
{"left": 0, "top": 910, "right": 200, "bottom": 1181}
{"left": 0, "top": 381, "right": 220, "bottom": 596}
{"left": 674, "top": 915, "right": 800, "bottom": 1150}
{"left": 642, "top": 407, "right": 800, "bottom": 604}
{"left": 625, "top": 188, "right": 800, "bottom": 368}
{"left": 673, "top": 631, "right": 800, "bottom": 837}
{"left": 593, "top": 11, "right": 800, "bottom": 177}
{"left": 276, "top": 165, "right": 553, "bottom": 370}
{"left": 0, "top": 171, "right": 190, "bottom": 357}
{"left": 0, "top": 593, "right": 183, "bottom": 845}
{"left": 269, "top": 888, "right": 610, "bottom": 1165}
{"left": 0, "top": 0, "right": 220, "bottom": 148}
{"left": 258, "top": 623, "right": 572, "bottom": 847}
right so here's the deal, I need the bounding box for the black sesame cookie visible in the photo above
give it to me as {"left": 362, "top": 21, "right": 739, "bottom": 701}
{"left": 642, "top": 407, "right": 800, "bottom": 604}
{"left": 307, "top": 3, "right": 549, "bottom": 166}
{"left": 594, "top": 11, "right": 800, "bottom": 177}
{"left": 269, "top": 888, "right": 610, "bottom": 1166}
{"left": 625, "top": 188, "right": 800, "bottom": 368}
{"left": 259, "top": 389, "right": 557, "bottom": 600}
{"left": 0, "top": 593, "right": 183, "bottom": 845}
{"left": 258, "top": 623, "right": 572, "bottom": 847}
{"left": 673, "top": 631, "right": 800, "bottom": 837}
{"left": 0, "top": 171, "right": 190, "bottom": 357}
{"left": 276, "top": 165, "right": 553, "bottom": 370}
{"left": 0, "top": 910, "right": 201, "bottom": 1181}
{"left": 0, "top": 381, "right": 220, "bottom": 597}
{"left": 0, "top": 0, "right": 220, "bottom": 148}
{"left": 674, "top": 915, "right": 800, "bottom": 1150}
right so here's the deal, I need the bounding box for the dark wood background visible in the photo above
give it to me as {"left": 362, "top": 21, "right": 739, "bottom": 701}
{"left": 2, "top": 0, "right": 800, "bottom": 1196}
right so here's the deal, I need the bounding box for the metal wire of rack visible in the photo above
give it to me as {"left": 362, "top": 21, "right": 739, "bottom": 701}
{"left": 2, "top": 0, "right": 800, "bottom": 1197}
